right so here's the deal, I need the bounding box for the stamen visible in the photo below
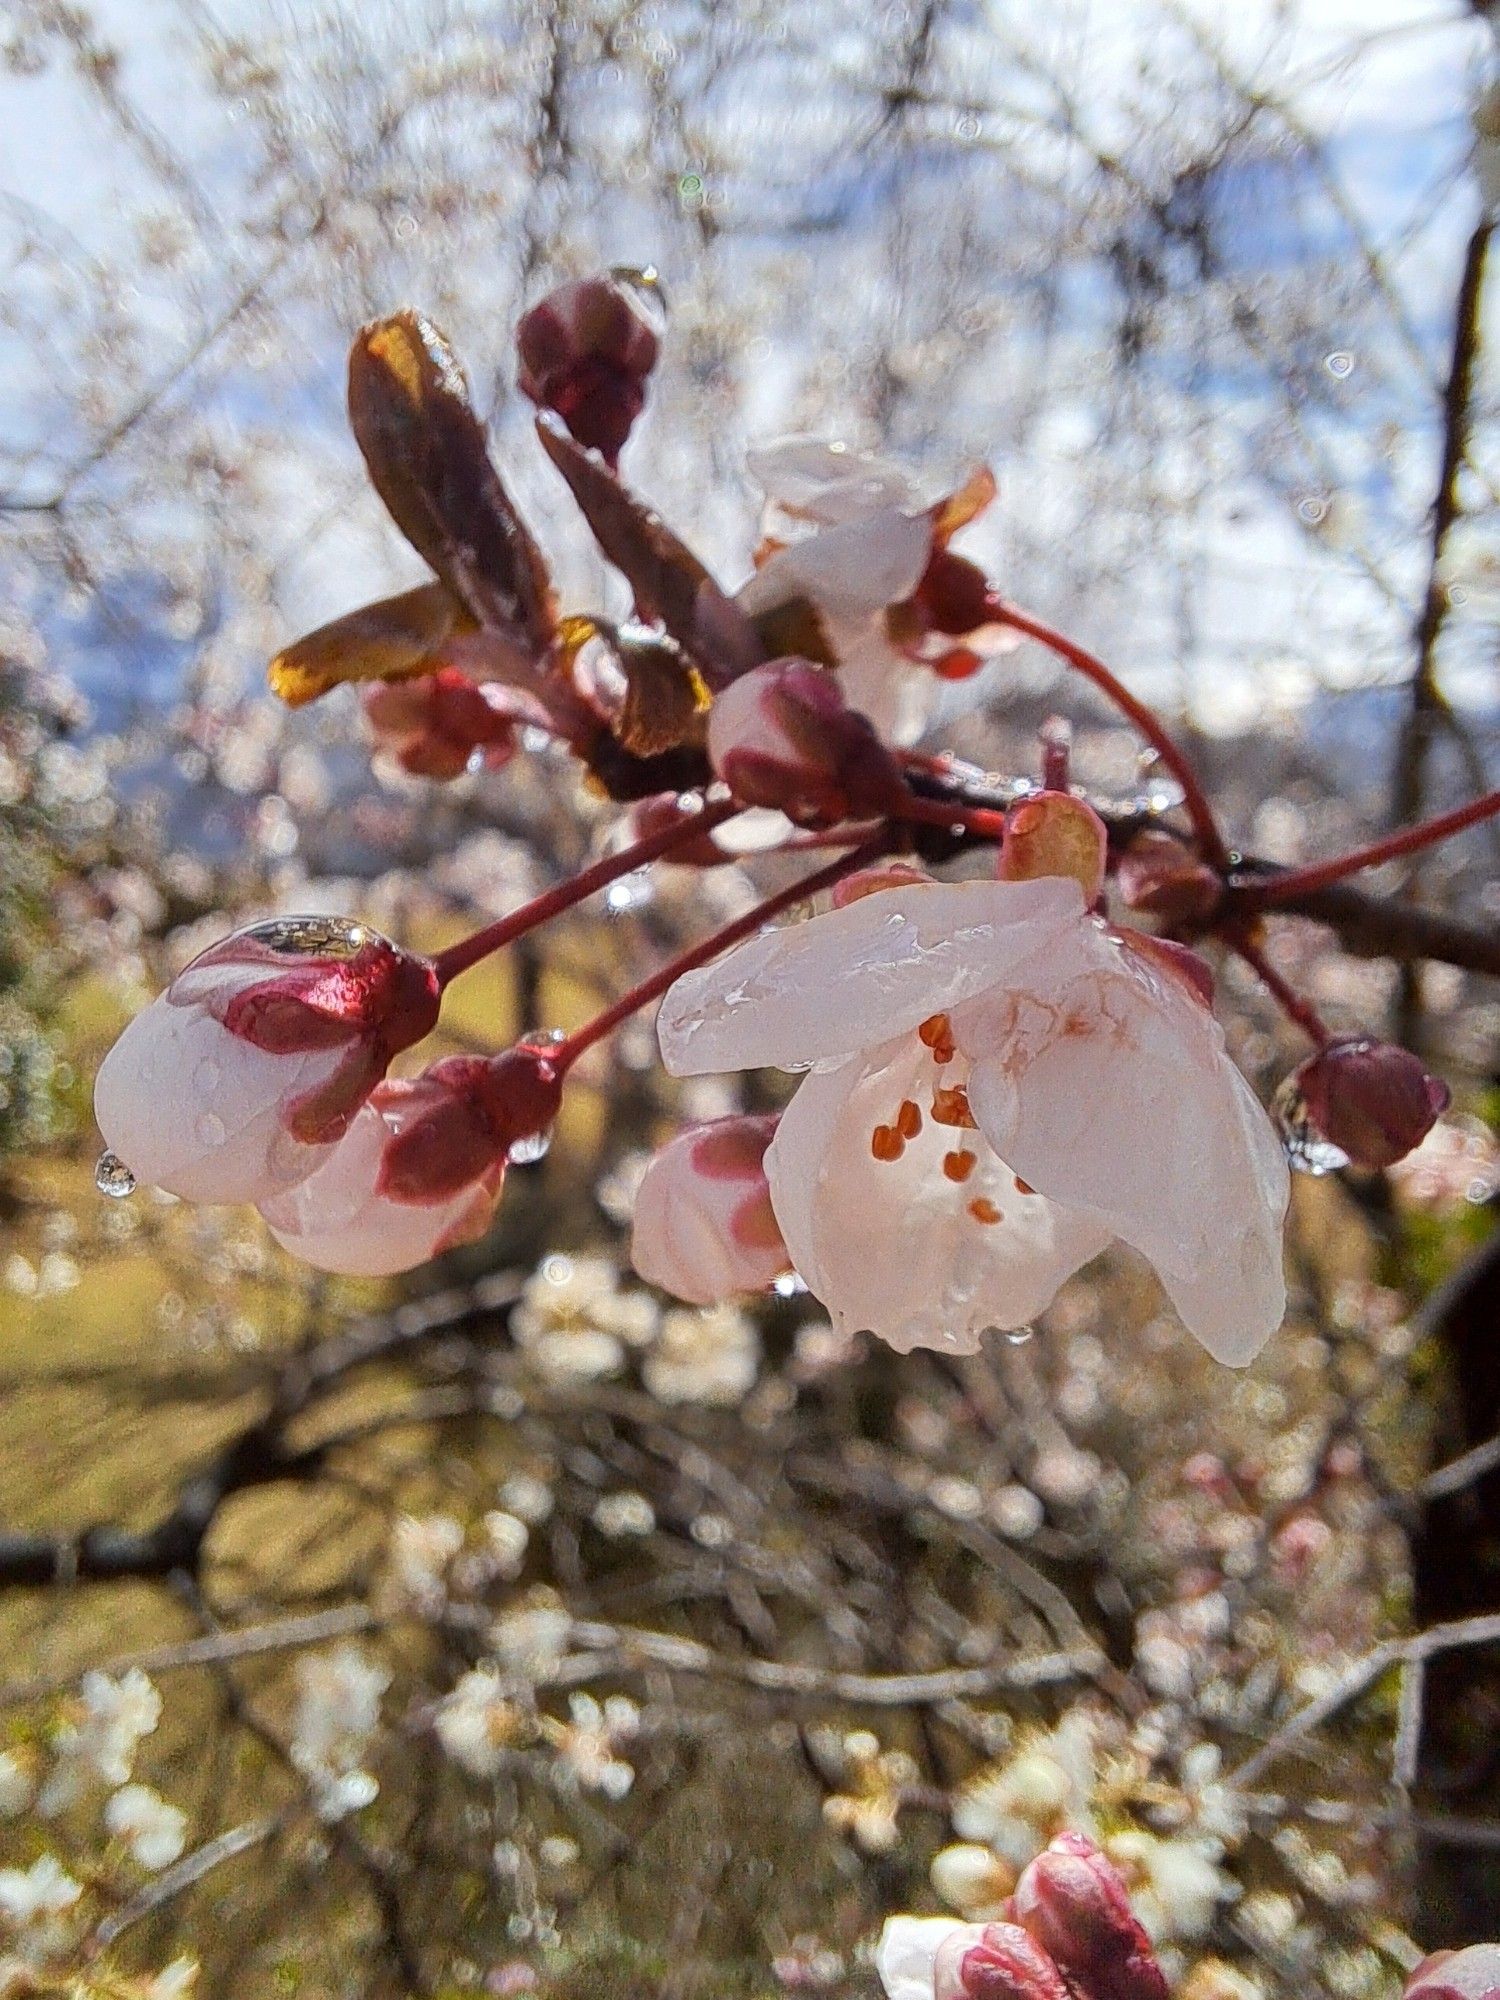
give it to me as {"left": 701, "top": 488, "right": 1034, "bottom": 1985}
{"left": 968, "top": 1197, "right": 1004, "bottom": 1225}
{"left": 918, "top": 1012, "right": 955, "bottom": 1064}
{"left": 931, "top": 1085, "right": 977, "bottom": 1129}
{"left": 1013, "top": 1175, "right": 1035, "bottom": 1195}
{"left": 943, "top": 1149, "right": 977, "bottom": 1183}
{"left": 896, "top": 1098, "right": 923, "bottom": 1139}
{"left": 871, "top": 1125, "right": 905, "bottom": 1163}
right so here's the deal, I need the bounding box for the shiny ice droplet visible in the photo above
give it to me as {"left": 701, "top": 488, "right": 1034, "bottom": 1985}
{"left": 195, "top": 1111, "right": 227, "bottom": 1148}
{"left": 1273, "top": 1075, "right": 1349, "bottom": 1175}
{"left": 1324, "top": 351, "right": 1354, "bottom": 379}
{"left": 95, "top": 1150, "right": 137, "bottom": 1199}
{"left": 508, "top": 1126, "right": 553, "bottom": 1166}
{"left": 1004, "top": 1326, "right": 1034, "bottom": 1346}
{"left": 772, "top": 1271, "right": 808, "bottom": 1298}
{"left": 605, "top": 871, "right": 654, "bottom": 916}
{"left": 238, "top": 914, "right": 370, "bottom": 960}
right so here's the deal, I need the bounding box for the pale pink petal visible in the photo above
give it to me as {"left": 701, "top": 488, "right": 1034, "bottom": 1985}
{"left": 960, "top": 928, "right": 1288, "bottom": 1366}
{"left": 875, "top": 1916, "right": 975, "bottom": 2000}
{"left": 746, "top": 435, "right": 918, "bottom": 524}
{"left": 767, "top": 1040, "right": 1110, "bottom": 1354}
{"left": 630, "top": 1121, "right": 787, "bottom": 1304}
{"left": 739, "top": 507, "right": 931, "bottom": 622}
{"left": 94, "top": 1000, "right": 342, "bottom": 1205}
{"left": 835, "top": 615, "right": 942, "bottom": 744}
{"left": 658, "top": 878, "right": 1084, "bottom": 1079}
{"left": 259, "top": 1102, "right": 498, "bottom": 1276}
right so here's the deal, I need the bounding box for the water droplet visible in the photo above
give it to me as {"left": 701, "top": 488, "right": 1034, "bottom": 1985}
{"left": 1005, "top": 1326, "right": 1034, "bottom": 1346}
{"left": 194, "top": 1058, "right": 220, "bottom": 1091}
{"left": 237, "top": 915, "right": 371, "bottom": 960}
{"left": 1297, "top": 494, "right": 1330, "bottom": 526}
{"left": 95, "top": 1150, "right": 137, "bottom": 1199}
{"left": 195, "top": 1111, "right": 226, "bottom": 1148}
{"left": 508, "top": 1126, "right": 553, "bottom": 1165}
{"left": 1273, "top": 1076, "right": 1349, "bottom": 1175}
{"left": 772, "top": 1271, "right": 808, "bottom": 1298}
{"left": 1324, "top": 351, "right": 1354, "bottom": 378}
{"left": 605, "top": 872, "right": 654, "bottom": 916}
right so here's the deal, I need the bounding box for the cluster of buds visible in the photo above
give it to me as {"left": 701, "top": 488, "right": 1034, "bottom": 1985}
{"left": 516, "top": 269, "right": 663, "bottom": 466}
{"left": 879, "top": 1833, "right": 1168, "bottom": 2000}
{"left": 706, "top": 657, "right": 905, "bottom": 825}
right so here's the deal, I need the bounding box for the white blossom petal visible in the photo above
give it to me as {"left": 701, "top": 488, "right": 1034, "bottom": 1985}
{"left": 746, "top": 435, "right": 920, "bottom": 523}
{"left": 738, "top": 506, "right": 931, "bottom": 623}
{"left": 875, "top": 1916, "right": 971, "bottom": 2000}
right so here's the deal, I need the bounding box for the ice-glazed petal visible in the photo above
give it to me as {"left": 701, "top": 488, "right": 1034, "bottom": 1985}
{"left": 94, "top": 1000, "right": 343, "bottom": 1204}
{"left": 961, "top": 930, "right": 1289, "bottom": 1366}
{"left": 259, "top": 1100, "right": 500, "bottom": 1276}
{"left": 738, "top": 507, "right": 932, "bottom": 623}
{"left": 766, "top": 1040, "right": 1110, "bottom": 1354}
{"left": 875, "top": 1916, "right": 974, "bottom": 2000}
{"left": 746, "top": 436, "right": 919, "bottom": 524}
{"left": 659, "top": 877, "right": 1084, "bottom": 1078}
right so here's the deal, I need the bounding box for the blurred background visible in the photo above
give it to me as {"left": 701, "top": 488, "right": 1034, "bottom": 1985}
{"left": 1, "top": 1, "right": 1498, "bottom": 1995}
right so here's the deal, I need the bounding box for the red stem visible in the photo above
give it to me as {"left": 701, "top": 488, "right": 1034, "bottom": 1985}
{"left": 893, "top": 792, "right": 1009, "bottom": 841}
{"left": 1232, "top": 934, "right": 1331, "bottom": 1046}
{"left": 1236, "top": 790, "right": 1500, "bottom": 907}
{"left": 553, "top": 835, "right": 888, "bottom": 1072}
{"left": 433, "top": 795, "right": 738, "bottom": 986}
{"left": 992, "top": 600, "right": 1231, "bottom": 870}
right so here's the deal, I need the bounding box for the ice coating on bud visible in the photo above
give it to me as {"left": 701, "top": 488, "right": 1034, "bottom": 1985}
{"left": 517, "top": 272, "right": 662, "bottom": 465}
{"left": 1289, "top": 1036, "right": 1451, "bottom": 1170}
{"left": 998, "top": 794, "right": 1107, "bottom": 903}
{"left": 1406, "top": 1946, "right": 1500, "bottom": 2000}
{"left": 257, "top": 1047, "right": 559, "bottom": 1276}
{"left": 934, "top": 1922, "right": 1074, "bottom": 2000}
{"left": 94, "top": 918, "right": 440, "bottom": 1206}
{"left": 706, "top": 658, "right": 902, "bottom": 825}
{"left": 630, "top": 1114, "right": 789, "bottom": 1304}
{"left": 1013, "top": 1833, "right": 1168, "bottom": 2000}
{"left": 1116, "top": 828, "right": 1221, "bottom": 923}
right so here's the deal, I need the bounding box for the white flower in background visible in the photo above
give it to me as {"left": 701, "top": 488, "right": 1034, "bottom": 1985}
{"left": 0, "top": 1755, "right": 33, "bottom": 1820}
{"left": 948, "top": 1714, "right": 1098, "bottom": 1876}
{"left": 659, "top": 871, "right": 1287, "bottom": 1365}
{"left": 511, "top": 1254, "right": 659, "bottom": 1380}
{"left": 496, "top": 1472, "right": 555, "bottom": 1525}
{"left": 930, "top": 1841, "right": 1021, "bottom": 1921}
{"left": 94, "top": 917, "right": 439, "bottom": 1206}
{"left": 0, "top": 1854, "right": 83, "bottom": 1971}
{"left": 546, "top": 1693, "right": 639, "bottom": 1800}
{"left": 592, "top": 1491, "right": 656, "bottom": 1538}
{"left": 482, "top": 1510, "right": 530, "bottom": 1578}
{"left": 642, "top": 1303, "right": 761, "bottom": 1407}
{"left": 289, "top": 1644, "right": 390, "bottom": 1821}
{"left": 388, "top": 1511, "right": 465, "bottom": 1613}
{"left": 435, "top": 1667, "right": 528, "bottom": 1778}
{"left": 822, "top": 1729, "right": 920, "bottom": 1856}
{"left": 489, "top": 1594, "right": 573, "bottom": 1678}
{"left": 105, "top": 1783, "right": 189, "bottom": 1871}
{"left": 39, "top": 1667, "right": 162, "bottom": 1814}
{"left": 1104, "top": 1829, "right": 1237, "bottom": 1945}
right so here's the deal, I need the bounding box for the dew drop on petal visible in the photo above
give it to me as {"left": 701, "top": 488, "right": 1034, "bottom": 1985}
{"left": 195, "top": 1111, "right": 227, "bottom": 1148}
{"left": 238, "top": 915, "right": 370, "bottom": 960}
{"left": 508, "top": 1127, "right": 553, "bottom": 1165}
{"left": 772, "top": 1271, "right": 808, "bottom": 1298}
{"left": 1273, "top": 1075, "right": 1350, "bottom": 1175}
{"left": 95, "top": 1150, "right": 137, "bottom": 1199}
{"left": 1324, "top": 351, "right": 1354, "bottom": 378}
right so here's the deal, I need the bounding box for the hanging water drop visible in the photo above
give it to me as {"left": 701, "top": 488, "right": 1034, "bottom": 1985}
{"left": 238, "top": 914, "right": 370, "bottom": 960}
{"left": 1272, "top": 1074, "right": 1349, "bottom": 1175}
{"left": 508, "top": 1126, "right": 554, "bottom": 1166}
{"left": 1005, "top": 1326, "right": 1035, "bottom": 1346}
{"left": 772, "top": 1271, "right": 808, "bottom": 1298}
{"left": 95, "top": 1151, "right": 137, "bottom": 1199}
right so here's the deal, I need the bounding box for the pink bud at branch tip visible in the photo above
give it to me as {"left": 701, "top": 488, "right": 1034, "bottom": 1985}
{"left": 630, "top": 1114, "right": 789, "bottom": 1303}
{"left": 998, "top": 793, "right": 1107, "bottom": 904}
{"left": 517, "top": 271, "right": 663, "bottom": 464}
{"left": 1012, "top": 1833, "right": 1169, "bottom": 2000}
{"left": 1289, "top": 1036, "right": 1451, "bottom": 1170}
{"left": 934, "top": 1923, "right": 1075, "bottom": 2000}
{"left": 707, "top": 658, "right": 904, "bottom": 826}
{"left": 1116, "top": 828, "right": 1222, "bottom": 924}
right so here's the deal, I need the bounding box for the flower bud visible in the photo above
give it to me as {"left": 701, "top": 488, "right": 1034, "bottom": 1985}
{"left": 934, "top": 1923, "right": 1074, "bottom": 2000}
{"left": 363, "top": 669, "right": 544, "bottom": 780}
{"left": 1288, "top": 1037, "right": 1451, "bottom": 1170}
{"left": 94, "top": 918, "right": 440, "bottom": 1206}
{"left": 517, "top": 272, "right": 662, "bottom": 465}
{"left": 706, "top": 658, "right": 904, "bottom": 825}
{"left": 1407, "top": 1946, "right": 1500, "bottom": 2000}
{"left": 630, "top": 1115, "right": 788, "bottom": 1304}
{"left": 1012, "top": 1833, "right": 1169, "bottom": 2000}
{"left": 1116, "top": 829, "right": 1221, "bottom": 924}
{"left": 258, "top": 1047, "right": 560, "bottom": 1276}
{"left": 876, "top": 1919, "right": 983, "bottom": 2000}
{"left": 998, "top": 793, "right": 1107, "bottom": 903}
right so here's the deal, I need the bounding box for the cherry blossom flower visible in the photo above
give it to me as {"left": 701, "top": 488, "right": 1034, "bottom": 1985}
{"left": 630, "top": 1113, "right": 789, "bottom": 1304}
{"left": 511, "top": 1253, "right": 659, "bottom": 1380}
{"left": 1013, "top": 1833, "right": 1169, "bottom": 2000}
{"left": 435, "top": 1667, "right": 529, "bottom": 1779}
{"left": 387, "top": 1512, "right": 466, "bottom": 1614}
{"left": 94, "top": 917, "right": 440, "bottom": 1207}
{"left": 104, "top": 1784, "right": 188, "bottom": 1871}
{"left": 1407, "top": 1945, "right": 1500, "bottom": 2000}
{"left": 876, "top": 1918, "right": 972, "bottom": 2000}
{"left": 641, "top": 1303, "right": 761, "bottom": 1406}
{"left": 289, "top": 1645, "right": 390, "bottom": 1821}
{"left": 658, "top": 872, "right": 1288, "bottom": 1365}
{"left": 259, "top": 1046, "right": 560, "bottom": 1276}
{"left": 39, "top": 1668, "right": 161, "bottom": 1814}
{"left": 544, "top": 1693, "right": 639, "bottom": 1800}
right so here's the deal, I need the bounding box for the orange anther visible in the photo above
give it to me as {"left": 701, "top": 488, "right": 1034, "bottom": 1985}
{"left": 918, "top": 1012, "right": 956, "bottom": 1063}
{"left": 942, "top": 1149, "right": 977, "bottom": 1183}
{"left": 968, "top": 1197, "right": 1004, "bottom": 1225}
{"left": 871, "top": 1125, "right": 905, "bottom": 1163}
{"left": 896, "top": 1098, "right": 923, "bottom": 1139}
{"left": 1012, "top": 1175, "right": 1035, "bottom": 1195}
{"left": 931, "top": 1085, "right": 977, "bottom": 1129}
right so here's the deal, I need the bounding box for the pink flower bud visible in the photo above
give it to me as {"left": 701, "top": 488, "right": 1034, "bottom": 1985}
{"left": 934, "top": 1922, "right": 1075, "bottom": 2000}
{"left": 1288, "top": 1037, "right": 1451, "bottom": 1170}
{"left": 997, "top": 793, "right": 1107, "bottom": 903}
{"left": 517, "top": 272, "right": 662, "bottom": 465}
{"left": 258, "top": 1046, "right": 561, "bottom": 1276}
{"left": 94, "top": 918, "right": 440, "bottom": 1206}
{"left": 630, "top": 1114, "right": 788, "bottom": 1304}
{"left": 707, "top": 659, "right": 903, "bottom": 825}
{"left": 1012, "top": 1834, "right": 1168, "bottom": 2000}
{"left": 1116, "top": 829, "right": 1222, "bottom": 924}
{"left": 1406, "top": 1947, "right": 1500, "bottom": 2000}
{"left": 363, "top": 670, "right": 546, "bottom": 780}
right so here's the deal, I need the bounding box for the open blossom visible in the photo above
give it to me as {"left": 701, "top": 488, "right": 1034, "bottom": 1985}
{"left": 641, "top": 1304, "right": 761, "bottom": 1406}
{"left": 104, "top": 1783, "right": 189, "bottom": 1871}
{"left": 95, "top": 917, "right": 440, "bottom": 1206}
{"left": 259, "top": 1045, "right": 561, "bottom": 1276}
{"left": 511, "top": 1253, "right": 659, "bottom": 1380}
{"left": 658, "top": 872, "right": 1288, "bottom": 1365}
{"left": 39, "top": 1668, "right": 161, "bottom": 1814}
{"left": 435, "top": 1666, "right": 529, "bottom": 1778}
{"left": 630, "top": 1114, "right": 789, "bottom": 1304}
{"left": 289, "top": 1644, "right": 390, "bottom": 1821}
{"left": 544, "top": 1693, "right": 639, "bottom": 1800}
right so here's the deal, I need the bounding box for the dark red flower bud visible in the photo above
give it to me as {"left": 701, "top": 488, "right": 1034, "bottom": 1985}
{"left": 1288, "top": 1037, "right": 1450, "bottom": 1170}
{"left": 1116, "top": 829, "right": 1222, "bottom": 924}
{"left": 706, "top": 658, "right": 904, "bottom": 825}
{"left": 912, "top": 548, "right": 997, "bottom": 637}
{"left": 517, "top": 272, "right": 663, "bottom": 465}
{"left": 376, "top": 1045, "right": 562, "bottom": 1202}
{"left": 1013, "top": 1834, "right": 1168, "bottom": 2000}
{"left": 934, "top": 1922, "right": 1075, "bottom": 2000}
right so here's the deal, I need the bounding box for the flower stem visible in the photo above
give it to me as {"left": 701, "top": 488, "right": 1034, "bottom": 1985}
{"left": 433, "top": 794, "right": 738, "bottom": 986}
{"left": 1235, "top": 790, "right": 1500, "bottom": 908}
{"left": 552, "top": 835, "right": 888, "bottom": 1072}
{"left": 892, "top": 792, "right": 1009, "bottom": 841}
{"left": 1232, "top": 934, "right": 1331, "bottom": 1046}
{"left": 991, "top": 600, "right": 1231, "bottom": 870}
